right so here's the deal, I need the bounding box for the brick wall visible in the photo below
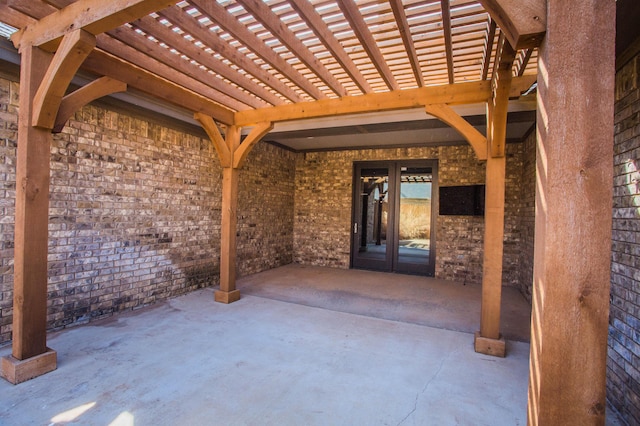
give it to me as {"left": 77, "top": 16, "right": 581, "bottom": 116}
{"left": 518, "top": 129, "right": 536, "bottom": 303}
{"left": 293, "top": 144, "right": 526, "bottom": 286}
{"left": 238, "top": 143, "right": 296, "bottom": 275}
{"left": 0, "top": 77, "right": 17, "bottom": 344}
{"left": 0, "top": 75, "right": 295, "bottom": 345}
{"left": 608, "top": 51, "right": 640, "bottom": 425}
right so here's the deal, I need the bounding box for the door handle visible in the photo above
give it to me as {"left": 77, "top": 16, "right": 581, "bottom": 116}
{"left": 353, "top": 223, "right": 358, "bottom": 234}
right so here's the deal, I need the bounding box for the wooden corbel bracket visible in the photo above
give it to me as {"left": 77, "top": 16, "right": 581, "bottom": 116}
{"left": 31, "top": 29, "right": 96, "bottom": 130}
{"left": 53, "top": 77, "right": 127, "bottom": 133}
{"left": 424, "top": 103, "right": 488, "bottom": 161}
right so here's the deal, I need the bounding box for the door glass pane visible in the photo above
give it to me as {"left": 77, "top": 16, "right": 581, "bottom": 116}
{"left": 357, "top": 168, "right": 389, "bottom": 261}
{"left": 398, "top": 167, "right": 432, "bottom": 265}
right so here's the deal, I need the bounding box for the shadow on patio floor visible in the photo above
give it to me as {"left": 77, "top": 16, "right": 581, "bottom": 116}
{"left": 237, "top": 264, "right": 531, "bottom": 343}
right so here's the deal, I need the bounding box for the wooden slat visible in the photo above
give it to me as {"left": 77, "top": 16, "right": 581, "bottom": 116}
{"left": 6, "top": 0, "right": 62, "bottom": 21}
{"left": 188, "top": 0, "right": 326, "bottom": 100}
{"left": 107, "top": 25, "right": 263, "bottom": 109}
{"left": 517, "top": 48, "right": 534, "bottom": 76}
{"left": 129, "top": 16, "right": 280, "bottom": 107}
{"left": 82, "top": 49, "right": 235, "bottom": 124}
{"left": 337, "top": 0, "right": 400, "bottom": 91}
{"left": 289, "top": 0, "right": 372, "bottom": 94}
{"left": 54, "top": 77, "right": 127, "bottom": 132}
{"left": 441, "top": 0, "right": 455, "bottom": 84}
{"left": 32, "top": 29, "right": 96, "bottom": 129}
{"left": 478, "top": 0, "right": 546, "bottom": 49}
{"left": 157, "top": 6, "right": 304, "bottom": 103}
{"left": 237, "top": 0, "right": 347, "bottom": 97}
{"left": 481, "top": 18, "right": 497, "bottom": 80}
{"left": 0, "top": 3, "right": 37, "bottom": 28}
{"left": 11, "top": 0, "right": 179, "bottom": 51}
{"left": 389, "top": 0, "right": 423, "bottom": 87}
{"left": 96, "top": 33, "right": 250, "bottom": 111}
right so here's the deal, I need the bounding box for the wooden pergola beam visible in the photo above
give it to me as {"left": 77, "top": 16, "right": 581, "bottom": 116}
{"left": 441, "top": 0, "right": 455, "bottom": 84}
{"left": 478, "top": 0, "right": 546, "bottom": 50}
{"left": 389, "top": 0, "right": 423, "bottom": 88}
{"left": 11, "top": 0, "right": 178, "bottom": 51}
{"left": 235, "top": 77, "right": 533, "bottom": 126}
{"left": 82, "top": 49, "right": 235, "bottom": 125}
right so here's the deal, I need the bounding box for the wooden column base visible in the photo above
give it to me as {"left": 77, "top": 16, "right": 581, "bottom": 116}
{"left": 214, "top": 289, "right": 241, "bottom": 304}
{"left": 474, "top": 332, "right": 506, "bottom": 357}
{"left": 1, "top": 348, "right": 57, "bottom": 384}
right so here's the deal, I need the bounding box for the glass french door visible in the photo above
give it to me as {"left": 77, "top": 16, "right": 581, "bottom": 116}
{"left": 351, "top": 161, "right": 437, "bottom": 276}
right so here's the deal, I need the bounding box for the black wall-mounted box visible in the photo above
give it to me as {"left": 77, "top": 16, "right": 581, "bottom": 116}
{"left": 439, "top": 185, "right": 485, "bottom": 216}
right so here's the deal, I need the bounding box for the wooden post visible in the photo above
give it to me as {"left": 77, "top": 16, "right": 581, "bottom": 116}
{"left": 217, "top": 164, "right": 241, "bottom": 303}
{"left": 215, "top": 124, "right": 241, "bottom": 304}
{"left": 0, "top": 45, "right": 58, "bottom": 384}
{"left": 474, "top": 38, "right": 514, "bottom": 358}
{"left": 475, "top": 151, "right": 507, "bottom": 357}
{"left": 527, "top": 0, "right": 615, "bottom": 424}
{"left": 194, "top": 116, "right": 272, "bottom": 304}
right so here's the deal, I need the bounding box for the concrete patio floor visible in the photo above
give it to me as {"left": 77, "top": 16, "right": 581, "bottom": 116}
{"left": 0, "top": 265, "right": 624, "bottom": 425}
{"left": 238, "top": 264, "right": 531, "bottom": 342}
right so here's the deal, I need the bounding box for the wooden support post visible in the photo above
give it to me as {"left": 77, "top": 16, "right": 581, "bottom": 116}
{"left": 475, "top": 154, "right": 506, "bottom": 357}
{"left": 195, "top": 116, "right": 272, "bottom": 304}
{"left": 527, "top": 0, "right": 615, "bottom": 423}
{"left": 217, "top": 165, "right": 241, "bottom": 304}
{"left": 1, "top": 45, "right": 57, "bottom": 384}
{"left": 474, "top": 38, "right": 515, "bottom": 358}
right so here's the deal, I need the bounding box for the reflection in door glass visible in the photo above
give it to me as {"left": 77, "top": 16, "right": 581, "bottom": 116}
{"left": 398, "top": 167, "right": 432, "bottom": 265}
{"left": 358, "top": 168, "right": 388, "bottom": 260}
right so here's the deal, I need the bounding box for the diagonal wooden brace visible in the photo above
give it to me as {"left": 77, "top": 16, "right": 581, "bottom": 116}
{"left": 424, "top": 103, "right": 488, "bottom": 161}
{"left": 31, "top": 29, "right": 96, "bottom": 130}
{"left": 54, "top": 77, "right": 126, "bottom": 133}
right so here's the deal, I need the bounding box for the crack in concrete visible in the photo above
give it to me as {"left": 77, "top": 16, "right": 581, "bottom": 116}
{"left": 396, "top": 349, "right": 455, "bottom": 426}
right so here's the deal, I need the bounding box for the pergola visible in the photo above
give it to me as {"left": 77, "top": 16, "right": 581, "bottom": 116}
{"left": 0, "top": 0, "right": 615, "bottom": 424}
